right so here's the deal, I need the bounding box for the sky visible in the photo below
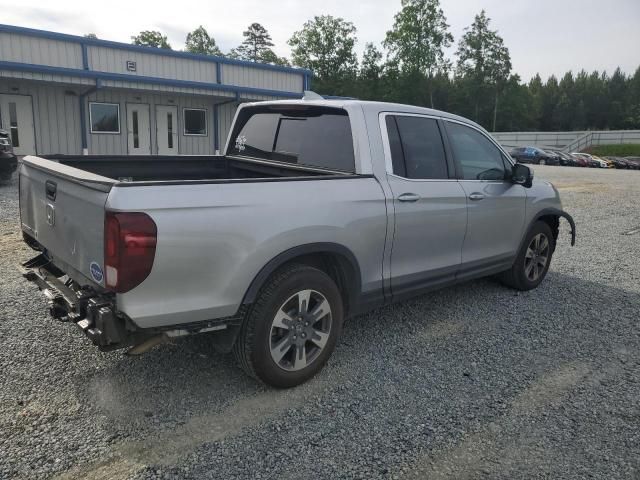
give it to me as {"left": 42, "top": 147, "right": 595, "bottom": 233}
{"left": 1, "top": 0, "right": 639, "bottom": 81}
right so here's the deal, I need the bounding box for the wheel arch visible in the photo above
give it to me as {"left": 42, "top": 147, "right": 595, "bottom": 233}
{"left": 241, "top": 243, "right": 363, "bottom": 317}
{"left": 522, "top": 208, "right": 576, "bottom": 252}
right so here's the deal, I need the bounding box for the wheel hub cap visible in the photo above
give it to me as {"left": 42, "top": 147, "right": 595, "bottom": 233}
{"left": 269, "top": 289, "right": 332, "bottom": 372}
{"left": 524, "top": 233, "right": 550, "bottom": 282}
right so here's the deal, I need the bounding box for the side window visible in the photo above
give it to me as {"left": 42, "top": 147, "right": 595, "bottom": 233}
{"left": 446, "top": 122, "right": 506, "bottom": 181}
{"left": 386, "top": 115, "right": 448, "bottom": 180}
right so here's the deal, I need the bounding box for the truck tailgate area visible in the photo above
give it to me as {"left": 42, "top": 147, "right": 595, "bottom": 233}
{"left": 19, "top": 156, "right": 112, "bottom": 287}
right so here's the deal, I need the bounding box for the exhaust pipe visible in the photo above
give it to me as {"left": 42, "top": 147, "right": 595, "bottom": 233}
{"left": 126, "top": 334, "right": 168, "bottom": 356}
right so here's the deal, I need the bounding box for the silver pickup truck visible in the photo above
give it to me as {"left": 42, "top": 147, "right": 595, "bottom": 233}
{"left": 19, "top": 99, "right": 575, "bottom": 387}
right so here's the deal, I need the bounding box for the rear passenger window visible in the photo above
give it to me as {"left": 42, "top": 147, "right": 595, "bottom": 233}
{"left": 386, "top": 115, "right": 448, "bottom": 180}
{"left": 228, "top": 106, "right": 355, "bottom": 172}
{"left": 446, "top": 122, "right": 506, "bottom": 181}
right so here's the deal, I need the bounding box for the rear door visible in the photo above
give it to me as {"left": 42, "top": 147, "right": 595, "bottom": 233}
{"left": 126, "top": 103, "right": 151, "bottom": 155}
{"left": 381, "top": 113, "right": 467, "bottom": 299}
{"left": 156, "top": 105, "right": 178, "bottom": 155}
{"left": 442, "top": 120, "right": 526, "bottom": 278}
{"left": 19, "top": 157, "right": 111, "bottom": 286}
{"left": 0, "top": 94, "right": 36, "bottom": 155}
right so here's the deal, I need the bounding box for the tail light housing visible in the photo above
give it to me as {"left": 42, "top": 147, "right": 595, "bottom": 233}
{"left": 104, "top": 211, "right": 157, "bottom": 293}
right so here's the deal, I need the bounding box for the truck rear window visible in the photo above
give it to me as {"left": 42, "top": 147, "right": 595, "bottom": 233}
{"left": 228, "top": 106, "right": 355, "bottom": 172}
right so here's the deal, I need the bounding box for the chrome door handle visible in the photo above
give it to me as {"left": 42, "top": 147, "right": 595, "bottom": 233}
{"left": 468, "top": 193, "right": 485, "bottom": 201}
{"left": 397, "top": 193, "right": 421, "bottom": 203}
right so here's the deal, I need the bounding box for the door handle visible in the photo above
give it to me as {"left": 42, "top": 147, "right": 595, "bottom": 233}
{"left": 468, "top": 193, "right": 485, "bottom": 201}
{"left": 397, "top": 193, "right": 420, "bottom": 203}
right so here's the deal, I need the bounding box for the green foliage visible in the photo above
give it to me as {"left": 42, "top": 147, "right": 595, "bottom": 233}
{"left": 588, "top": 144, "right": 640, "bottom": 156}
{"left": 131, "top": 30, "right": 171, "bottom": 49}
{"left": 84, "top": 33, "right": 97, "bottom": 39}
{"left": 288, "top": 15, "right": 358, "bottom": 93}
{"left": 384, "top": 0, "right": 453, "bottom": 76}
{"left": 455, "top": 10, "right": 511, "bottom": 129}
{"left": 234, "top": 23, "right": 275, "bottom": 62}
{"left": 185, "top": 26, "right": 222, "bottom": 56}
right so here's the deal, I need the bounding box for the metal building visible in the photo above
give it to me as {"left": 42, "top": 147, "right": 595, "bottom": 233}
{"left": 0, "top": 24, "right": 312, "bottom": 156}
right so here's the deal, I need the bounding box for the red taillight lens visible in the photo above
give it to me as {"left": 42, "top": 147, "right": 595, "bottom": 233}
{"left": 104, "top": 211, "right": 157, "bottom": 293}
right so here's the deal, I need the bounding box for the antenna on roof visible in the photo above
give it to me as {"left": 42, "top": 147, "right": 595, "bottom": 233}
{"left": 303, "top": 90, "right": 324, "bottom": 100}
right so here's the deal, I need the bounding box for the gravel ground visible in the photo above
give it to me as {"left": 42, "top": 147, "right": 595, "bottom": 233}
{"left": 1, "top": 166, "right": 639, "bottom": 480}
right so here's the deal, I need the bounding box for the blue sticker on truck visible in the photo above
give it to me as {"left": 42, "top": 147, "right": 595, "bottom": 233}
{"left": 89, "top": 262, "right": 104, "bottom": 283}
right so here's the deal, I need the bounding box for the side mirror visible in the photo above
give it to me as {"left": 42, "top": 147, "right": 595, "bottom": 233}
{"left": 511, "top": 163, "right": 533, "bottom": 188}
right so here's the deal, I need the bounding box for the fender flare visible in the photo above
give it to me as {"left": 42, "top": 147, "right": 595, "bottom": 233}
{"left": 528, "top": 207, "right": 576, "bottom": 247}
{"left": 241, "top": 242, "right": 363, "bottom": 306}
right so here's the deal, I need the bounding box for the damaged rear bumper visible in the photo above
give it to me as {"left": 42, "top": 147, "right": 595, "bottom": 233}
{"left": 19, "top": 253, "right": 141, "bottom": 351}
{"left": 19, "top": 253, "right": 241, "bottom": 353}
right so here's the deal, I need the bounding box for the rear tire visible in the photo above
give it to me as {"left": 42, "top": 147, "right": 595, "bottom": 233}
{"left": 499, "top": 221, "right": 555, "bottom": 291}
{"left": 233, "top": 264, "right": 344, "bottom": 388}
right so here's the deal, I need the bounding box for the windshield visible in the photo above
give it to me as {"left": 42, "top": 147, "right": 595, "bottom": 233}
{"left": 228, "top": 105, "right": 356, "bottom": 172}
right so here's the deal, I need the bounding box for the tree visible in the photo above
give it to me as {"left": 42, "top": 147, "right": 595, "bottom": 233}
{"left": 84, "top": 33, "right": 98, "bottom": 39}
{"left": 185, "top": 26, "right": 222, "bottom": 56}
{"left": 131, "top": 30, "right": 171, "bottom": 49}
{"left": 259, "top": 49, "right": 291, "bottom": 66}
{"left": 383, "top": 0, "right": 453, "bottom": 107}
{"left": 358, "top": 43, "right": 384, "bottom": 100}
{"left": 288, "top": 15, "right": 358, "bottom": 93}
{"left": 455, "top": 10, "right": 511, "bottom": 130}
{"left": 233, "top": 23, "right": 275, "bottom": 62}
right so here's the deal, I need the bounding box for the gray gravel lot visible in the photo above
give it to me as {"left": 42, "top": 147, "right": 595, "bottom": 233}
{"left": 1, "top": 166, "right": 639, "bottom": 480}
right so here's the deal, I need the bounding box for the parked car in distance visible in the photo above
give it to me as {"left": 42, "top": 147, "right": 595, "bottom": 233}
{"left": 0, "top": 129, "right": 18, "bottom": 181}
{"left": 546, "top": 149, "right": 578, "bottom": 167}
{"left": 605, "top": 156, "right": 632, "bottom": 169}
{"left": 571, "top": 153, "right": 600, "bottom": 168}
{"left": 510, "top": 146, "right": 560, "bottom": 165}
{"left": 569, "top": 153, "right": 589, "bottom": 167}
{"left": 18, "top": 98, "right": 576, "bottom": 388}
{"left": 624, "top": 157, "right": 640, "bottom": 170}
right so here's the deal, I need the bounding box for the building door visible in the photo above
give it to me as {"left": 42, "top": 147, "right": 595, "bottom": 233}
{"left": 155, "top": 105, "right": 178, "bottom": 155}
{"left": 0, "top": 94, "right": 36, "bottom": 155}
{"left": 126, "top": 103, "right": 151, "bottom": 155}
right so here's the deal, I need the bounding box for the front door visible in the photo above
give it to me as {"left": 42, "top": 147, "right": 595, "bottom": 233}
{"left": 126, "top": 103, "right": 151, "bottom": 155}
{"left": 383, "top": 114, "right": 468, "bottom": 299}
{"left": 442, "top": 120, "right": 527, "bottom": 276}
{"left": 155, "top": 105, "right": 178, "bottom": 155}
{"left": 0, "top": 94, "right": 36, "bottom": 155}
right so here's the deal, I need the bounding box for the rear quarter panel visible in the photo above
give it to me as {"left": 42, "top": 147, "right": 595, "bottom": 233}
{"left": 106, "top": 177, "right": 387, "bottom": 328}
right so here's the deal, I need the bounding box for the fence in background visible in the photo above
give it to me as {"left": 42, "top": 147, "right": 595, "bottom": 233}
{"left": 491, "top": 130, "right": 640, "bottom": 152}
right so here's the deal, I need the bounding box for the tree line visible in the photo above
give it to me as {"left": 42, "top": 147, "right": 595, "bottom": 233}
{"left": 91, "top": 0, "right": 640, "bottom": 132}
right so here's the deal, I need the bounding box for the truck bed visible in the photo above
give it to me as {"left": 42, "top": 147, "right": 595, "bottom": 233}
{"left": 40, "top": 154, "right": 339, "bottom": 184}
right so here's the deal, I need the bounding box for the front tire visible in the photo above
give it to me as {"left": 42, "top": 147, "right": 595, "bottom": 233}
{"left": 233, "top": 264, "right": 344, "bottom": 388}
{"left": 499, "top": 221, "right": 555, "bottom": 291}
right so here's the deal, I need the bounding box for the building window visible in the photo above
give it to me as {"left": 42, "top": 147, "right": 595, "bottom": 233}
{"left": 183, "top": 108, "right": 207, "bottom": 136}
{"left": 89, "top": 102, "right": 120, "bottom": 134}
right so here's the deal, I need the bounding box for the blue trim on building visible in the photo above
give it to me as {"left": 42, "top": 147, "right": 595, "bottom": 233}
{"left": 0, "top": 60, "right": 304, "bottom": 99}
{"left": 81, "top": 43, "right": 89, "bottom": 70}
{"left": 213, "top": 105, "right": 219, "bottom": 151}
{"left": 0, "top": 23, "right": 313, "bottom": 77}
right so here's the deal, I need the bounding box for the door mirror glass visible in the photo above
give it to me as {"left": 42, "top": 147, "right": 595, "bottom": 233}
{"left": 512, "top": 163, "right": 533, "bottom": 188}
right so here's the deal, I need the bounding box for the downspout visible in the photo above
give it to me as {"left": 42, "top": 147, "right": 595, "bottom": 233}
{"left": 79, "top": 79, "right": 101, "bottom": 155}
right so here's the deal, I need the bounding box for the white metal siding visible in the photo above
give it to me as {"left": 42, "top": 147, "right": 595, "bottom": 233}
{"left": 0, "top": 32, "right": 83, "bottom": 69}
{"left": 87, "top": 46, "right": 218, "bottom": 83}
{"left": 222, "top": 64, "right": 303, "bottom": 93}
{"left": 218, "top": 102, "right": 238, "bottom": 152}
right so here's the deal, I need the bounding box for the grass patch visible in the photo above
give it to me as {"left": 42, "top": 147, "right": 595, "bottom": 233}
{"left": 586, "top": 144, "right": 640, "bottom": 157}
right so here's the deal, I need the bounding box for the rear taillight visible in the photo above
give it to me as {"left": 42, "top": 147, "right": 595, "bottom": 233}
{"left": 104, "top": 211, "right": 157, "bottom": 293}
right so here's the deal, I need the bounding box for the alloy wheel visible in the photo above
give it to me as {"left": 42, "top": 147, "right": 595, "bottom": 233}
{"left": 269, "top": 289, "right": 332, "bottom": 372}
{"left": 524, "top": 233, "right": 550, "bottom": 282}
